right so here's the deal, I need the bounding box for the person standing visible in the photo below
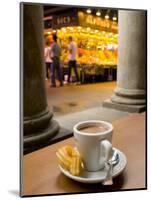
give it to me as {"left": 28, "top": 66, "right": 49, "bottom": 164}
{"left": 50, "top": 34, "right": 63, "bottom": 87}
{"left": 44, "top": 40, "right": 52, "bottom": 80}
{"left": 67, "top": 36, "right": 80, "bottom": 84}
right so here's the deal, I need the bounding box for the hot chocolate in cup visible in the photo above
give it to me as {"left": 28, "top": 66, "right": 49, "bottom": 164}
{"left": 73, "top": 120, "right": 113, "bottom": 172}
{"left": 79, "top": 124, "right": 109, "bottom": 134}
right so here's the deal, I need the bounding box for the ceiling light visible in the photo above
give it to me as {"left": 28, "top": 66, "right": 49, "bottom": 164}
{"left": 105, "top": 9, "right": 110, "bottom": 20}
{"left": 87, "top": 8, "right": 91, "bottom": 14}
{"left": 105, "top": 14, "right": 109, "bottom": 19}
{"left": 96, "top": 10, "right": 101, "bottom": 16}
{"left": 112, "top": 16, "right": 117, "bottom": 21}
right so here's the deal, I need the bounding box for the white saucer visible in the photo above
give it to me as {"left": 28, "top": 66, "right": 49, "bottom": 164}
{"left": 58, "top": 148, "right": 127, "bottom": 184}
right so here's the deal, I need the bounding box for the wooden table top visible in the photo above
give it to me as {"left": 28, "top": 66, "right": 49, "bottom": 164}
{"left": 22, "top": 113, "right": 146, "bottom": 196}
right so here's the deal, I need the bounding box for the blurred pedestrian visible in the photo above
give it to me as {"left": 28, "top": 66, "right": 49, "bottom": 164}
{"left": 67, "top": 36, "right": 80, "bottom": 84}
{"left": 50, "top": 34, "right": 63, "bottom": 87}
{"left": 44, "top": 40, "right": 52, "bottom": 80}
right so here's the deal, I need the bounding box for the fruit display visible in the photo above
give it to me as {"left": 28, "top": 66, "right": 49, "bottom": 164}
{"left": 45, "top": 26, "right": 118, "bottom": 67}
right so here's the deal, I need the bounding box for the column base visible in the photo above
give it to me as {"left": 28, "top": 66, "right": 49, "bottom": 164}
{"left": 102, "top": 99, "right": 146, "bottom": 113}
{"left": 23, "top": 119, "right": 59, "bottom": 154}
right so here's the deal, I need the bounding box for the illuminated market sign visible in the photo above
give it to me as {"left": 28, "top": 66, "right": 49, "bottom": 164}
{"left": 52, "top": 10, "right": 79, "bottom": 29}
{"left": 51, "top": 10, "right": 118, "bottom": 33}
{"left": 78, "top": 11, "right": 118, "bottom": 33}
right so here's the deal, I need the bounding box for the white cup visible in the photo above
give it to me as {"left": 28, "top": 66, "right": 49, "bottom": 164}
{"left": 73, "top": 120, "right": 113, "bottom": 172}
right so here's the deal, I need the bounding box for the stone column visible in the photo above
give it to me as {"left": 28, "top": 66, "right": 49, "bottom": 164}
{"left": 22, "top": 4, "right": 59, "bottom": 153}
{"left": 103, "top": 10, "right": 146, "bottom": 112}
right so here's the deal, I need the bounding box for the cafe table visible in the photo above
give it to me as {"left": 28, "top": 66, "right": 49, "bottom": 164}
{"left": 22, "top": 113, "right": 146, "bottom": 196}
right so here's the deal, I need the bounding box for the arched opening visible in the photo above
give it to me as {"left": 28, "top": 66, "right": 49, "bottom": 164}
{"left": 43, "top": 6, "right": 119, "bottom": 118}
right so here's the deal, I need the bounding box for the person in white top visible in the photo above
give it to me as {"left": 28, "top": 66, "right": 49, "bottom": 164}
{"left": 44, "top": 40, "right": 52, "bottom": 79}
{"left": 67, "top": 36, "right": 80, "bottom": 84}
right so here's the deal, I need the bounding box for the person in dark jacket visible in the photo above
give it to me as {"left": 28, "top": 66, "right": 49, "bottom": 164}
{"left": 50, "top": 34, "right": 63, "bottom": 87}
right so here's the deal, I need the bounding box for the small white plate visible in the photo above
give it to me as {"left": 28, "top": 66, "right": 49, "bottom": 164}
{"left": 58, "top": 148, "right": 127, "bottom": 184}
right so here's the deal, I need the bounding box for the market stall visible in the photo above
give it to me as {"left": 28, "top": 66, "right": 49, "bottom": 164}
{"left": 44, "top": 9, "right": 118, "bottom": 83}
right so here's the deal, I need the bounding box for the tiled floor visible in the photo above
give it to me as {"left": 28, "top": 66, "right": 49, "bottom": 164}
{"left": 45, "top": 80, "right": 117, "bottom": 117}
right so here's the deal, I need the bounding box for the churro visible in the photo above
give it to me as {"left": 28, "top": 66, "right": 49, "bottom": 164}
{"left": 56, "top": 145, "right": 83, "bottom": 176}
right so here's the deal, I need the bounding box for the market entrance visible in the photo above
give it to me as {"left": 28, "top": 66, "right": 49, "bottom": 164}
{"left": 43, "top": 7, "right": 118, "bottom": 117}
